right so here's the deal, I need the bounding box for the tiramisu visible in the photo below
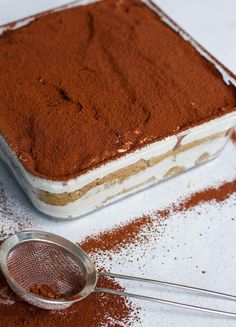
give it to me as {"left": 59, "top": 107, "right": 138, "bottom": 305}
{"left": 0, "top": 0, "right": 235, "bottom": 218}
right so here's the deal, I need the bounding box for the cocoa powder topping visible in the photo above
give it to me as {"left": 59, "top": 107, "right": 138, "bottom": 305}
{"left": 0, "top": 0, "right": 235, "bottom": 180}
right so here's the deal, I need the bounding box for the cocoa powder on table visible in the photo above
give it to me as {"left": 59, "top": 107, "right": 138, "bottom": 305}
{"left": 81, "top": 179, "right": 236, "bottom": 254}
{"left": 0, "top": 272, "right": 138, "bottom": 327}
{"left": 0, "top": 180, "right": 138, "bottom": 326}
{"left": 0, "top": 180, "right": 33, "bottom": 240}
{"left": 231, "top": 130, "right": 236, "bottom": 143}
{"left": 174, "top": 179, "right": 236, "bottom": 212}
{"left": 81, "top": 215, "right": 153, "bottom": 254}
{"left": 0, "top": 179, "right": 235, "bottom": 326}
{"left": 0, "top": 0, "right": 235, "bottom": 180}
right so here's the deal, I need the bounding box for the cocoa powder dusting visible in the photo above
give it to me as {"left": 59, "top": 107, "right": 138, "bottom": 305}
{"left": 0, "top": 179, "right": 235, "bottom": 326}
{"left": 0, "top": 180, "right": 33, "bottom": 240}
{"left": 81, "top": 179, "right": 236, "bottom": 254}
{"left": 175, "top": 179, "right": 236, "bottom": 212}
{"left": 0, "top": 0, "right": 235, "bottom": 180}
{"left": 0, "top": 272, "right": 138, "bottom": 327}
{"left": 81, "top": 215, "right": 153, "bottom": 253}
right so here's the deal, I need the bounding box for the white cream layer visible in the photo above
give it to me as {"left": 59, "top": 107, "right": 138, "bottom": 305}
{"left": 22, "top": 131, "right": 231, "bottom": 218}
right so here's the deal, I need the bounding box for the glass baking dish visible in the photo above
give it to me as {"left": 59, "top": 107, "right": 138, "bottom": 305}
{"left": 0, "top": 0, "right": 236, "bottom": 219}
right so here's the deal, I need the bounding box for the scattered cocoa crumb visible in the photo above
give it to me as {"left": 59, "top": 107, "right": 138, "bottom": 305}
{"left": 0, "top": 180, "right": 33, "bottom": 240}
{"left": 231, "top": 130, "right": 236, "bottom": 144}
{"left": 29, "top": 284, "right": 62, "bottom": 300}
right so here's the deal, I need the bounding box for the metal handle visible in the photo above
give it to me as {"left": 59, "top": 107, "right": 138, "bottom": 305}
{"left": 95, "top": 272, "right": 236, "bottom": 318}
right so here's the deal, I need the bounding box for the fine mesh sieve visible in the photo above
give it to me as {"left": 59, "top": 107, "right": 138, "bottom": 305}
{"left": 0, "top": 230, "right": 236, "bottom": 316}
{"left": 0, "top": 231, "right": 96, "bottom": 310}
{"left": 6, "top": 241, "right": 87, "bottom": 309}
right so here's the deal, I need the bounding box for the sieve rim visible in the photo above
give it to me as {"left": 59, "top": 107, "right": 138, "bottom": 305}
{"left": 0, "top": 230, "right": 97, "bottom": 306}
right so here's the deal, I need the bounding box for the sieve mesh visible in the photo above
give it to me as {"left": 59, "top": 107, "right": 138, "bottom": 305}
{"left": 6, "top": 240, "right": 86, "bottom": 309}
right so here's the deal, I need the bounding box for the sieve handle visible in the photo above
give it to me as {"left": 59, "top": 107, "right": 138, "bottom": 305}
{"left": 95, "top": 272, "right": 236, "bottom": 318}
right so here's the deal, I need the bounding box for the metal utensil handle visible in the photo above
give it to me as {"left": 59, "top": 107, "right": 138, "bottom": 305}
{"left": 95, "top": 287, "right": 236, "bottom": 318}
{"left": 99, "top": 272, "right": 236, "bottom": 301}
{"left": 95, "top": 272, "right": 236, "bottom": 318}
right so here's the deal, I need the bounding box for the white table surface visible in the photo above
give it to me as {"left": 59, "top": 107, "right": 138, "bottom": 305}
{"left": 0, "top": 1, "right": 236, "bottom": 326}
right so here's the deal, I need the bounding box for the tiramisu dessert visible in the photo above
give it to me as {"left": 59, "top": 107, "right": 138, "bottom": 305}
{"left": 0, "top": 0, "right": 235, "bottom": 218}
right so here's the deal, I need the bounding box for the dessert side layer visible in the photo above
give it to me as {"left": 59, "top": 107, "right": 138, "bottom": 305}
{"left": 38, "top": 131, "right": 229, "bottom": 206}
{"left": 1, "top": 111, "right": 235, "bottom": 218}
{"left": 0, "top": 0, "right": 235, "bottom": 180}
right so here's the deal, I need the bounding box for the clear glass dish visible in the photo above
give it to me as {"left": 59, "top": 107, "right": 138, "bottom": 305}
{"left": 0, "top": 0, "right": 235, "bottom": 219}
